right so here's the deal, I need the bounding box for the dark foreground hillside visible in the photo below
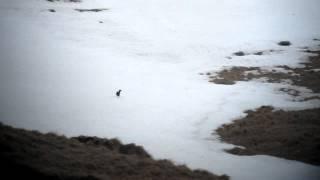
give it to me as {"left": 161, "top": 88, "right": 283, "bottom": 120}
{"left": 0, "top": 123, "right": 228, "bottom": 180}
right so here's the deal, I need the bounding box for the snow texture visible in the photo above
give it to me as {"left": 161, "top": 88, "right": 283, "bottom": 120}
{"left": 0, "top": 0, "right": 320, "bottom": 179}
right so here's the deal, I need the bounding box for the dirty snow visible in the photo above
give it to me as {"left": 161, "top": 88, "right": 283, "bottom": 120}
{"left": 0, "top": 0, "right": 320, "bottom": 179}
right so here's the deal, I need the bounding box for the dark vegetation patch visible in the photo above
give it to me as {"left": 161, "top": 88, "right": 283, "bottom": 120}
{"left": 207, "top": 51, "right": 320, "bottom": 94}
{"left": 208, "top": 66, "right": 295, "bottom": 85}
{"left": 208, "top": 67, "right": 260, "bottom": 85}
{"left": 0, "top": 123, "right": 228, "bottom": 180}
{"left": 215, "top": 106, "right": 320, "bottom": 165}
{"left": 277, "top": 50, "right": 320, "bottom": 93}
{"left": 75, "top": 9, "right": 109, "bottom": 12}
{"left": 278, "top": 41, "right": 291, "bottom": 46}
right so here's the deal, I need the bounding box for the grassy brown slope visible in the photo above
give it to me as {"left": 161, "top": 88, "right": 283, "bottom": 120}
{"left": 216, "top": 106, "right": 320, "bottom": 165}
{"left": 207, "top": 50, "right": 320, "bottom": 94}
{"left": 0, "top": 123, "right": 228, "bottom": 180}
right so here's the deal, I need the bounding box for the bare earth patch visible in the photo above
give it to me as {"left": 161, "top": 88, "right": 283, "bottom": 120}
{"left": 215, "top": 106, "right": 320, "bottom": 166}
{"left": 210, "top": 48, "right": 320, "bottom": 165}
{"left": 0, "top": 123, "right": 228, "bottom": 180}
{"left": 207, "top": 50, "right": 320, "bottom": 94}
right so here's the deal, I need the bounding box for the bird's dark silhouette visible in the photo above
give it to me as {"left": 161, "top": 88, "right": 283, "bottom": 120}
{"left": 116, "top": 89, "right": 122, "bottom": 97}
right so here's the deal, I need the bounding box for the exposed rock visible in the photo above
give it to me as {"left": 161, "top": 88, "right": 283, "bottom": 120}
{"left": 278, "top": 41, "right": 291, "bottom": 46}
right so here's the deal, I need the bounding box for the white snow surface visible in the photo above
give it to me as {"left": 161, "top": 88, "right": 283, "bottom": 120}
{"left": 1, "top": 0, "right": 320, "bottom": 179}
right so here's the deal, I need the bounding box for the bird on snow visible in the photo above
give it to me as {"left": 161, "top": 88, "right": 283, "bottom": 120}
{"left": 116, "top": 89, "right": 122, "bottom": 97}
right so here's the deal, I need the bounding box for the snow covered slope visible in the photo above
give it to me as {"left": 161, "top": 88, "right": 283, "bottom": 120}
{"left": 0, "top": 0, "right": 320, "bottom": 179}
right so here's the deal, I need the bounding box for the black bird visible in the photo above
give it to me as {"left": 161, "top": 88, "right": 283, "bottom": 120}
{"left": 116, "top": 89, "right": 122, "bottom": 97}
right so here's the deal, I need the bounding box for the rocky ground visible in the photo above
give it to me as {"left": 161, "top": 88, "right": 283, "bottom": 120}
{"left": 0, "top": 123, "right": 228, "bottom": 180}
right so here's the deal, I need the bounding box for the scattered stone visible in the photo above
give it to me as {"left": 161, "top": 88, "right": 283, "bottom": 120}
{"left": 253, "top": 51, "right": 263, "bottom": 55}
{"left": 48, "top": 9, "right": 56, "bottom": 12}
{"left": 75, "top": 8, "right": 109, "bottom": 12}
{"left": 278, "top": 41, "right": 291, "bottom": 46}
{"left": 279, "top": 88, "right": 300, "bottom": 96}
{"left": 99, "top": 21, "right": 103, "bottom": 23}
{"left": 233, "top": 51, "right": 245, "bottom": 56}
{"left": 230, "top": 49, "right": 284, "bottom": 57}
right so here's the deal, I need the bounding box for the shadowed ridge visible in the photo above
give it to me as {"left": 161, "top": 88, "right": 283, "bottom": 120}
{"left": 0, "top": 123, "right": 228, "bottom": 180}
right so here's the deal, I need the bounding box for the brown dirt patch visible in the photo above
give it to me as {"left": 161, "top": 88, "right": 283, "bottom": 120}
{"left": 207, "top": 51, "right": 320, "bottom": 94}
{"left": 208, "top": 67, "right": 261, "bottom": 85}
{"left": 215, "top": 106, "right": 320, "bottom": 165}
{"left": 0, "top": 123, "right": 228, "bottom": 180}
